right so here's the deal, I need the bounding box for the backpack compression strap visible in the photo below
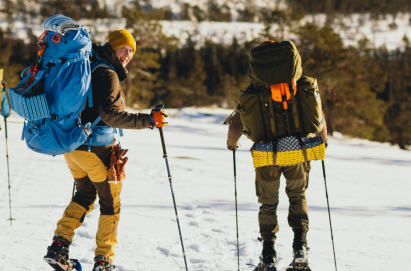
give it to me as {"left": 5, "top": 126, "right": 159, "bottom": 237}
{"left": 267, "top": 88, "right": 277, "bottom": 136}
{"left": 50, "top": 56, "right": 89, "bottom": 89}
{"left": 266, "top": 89, "right": 279, "bottom": 167}
{"left": 289, "top": 82, "right": 300, "bottom": 131}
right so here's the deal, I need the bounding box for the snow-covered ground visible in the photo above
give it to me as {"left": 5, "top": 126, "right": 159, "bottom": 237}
{"left": 0, "top": 107, "right": 410, "bottom": 270}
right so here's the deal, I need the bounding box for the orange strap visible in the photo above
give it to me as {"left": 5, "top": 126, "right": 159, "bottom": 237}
{"left": 269, "top": 81, "right": 297, "bottom": 109}
{"left": 52, "top": 34, "right": 61, "bottom": 43}
{"left": 259, "top": 40, "right": 275, "bottom": 46}
{"left": 38, "top": 31, "right": 48, "bottom": 41}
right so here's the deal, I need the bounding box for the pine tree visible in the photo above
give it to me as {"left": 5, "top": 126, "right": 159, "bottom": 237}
{"left": 0, "top": 29, "right": 38, "bottom": 88}
{"left": 296, "top": 23, "right": 387, "bottom": 139}
{"left": 382, "top": 36, "right": 411, "bottom": 148}
{"left": 121, "top": 1, "right": 176, "bottom": 108}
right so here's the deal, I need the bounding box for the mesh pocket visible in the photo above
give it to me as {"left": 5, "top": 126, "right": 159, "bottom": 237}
{"left": 8, "top": 85, "right": 49, "bottom": 121}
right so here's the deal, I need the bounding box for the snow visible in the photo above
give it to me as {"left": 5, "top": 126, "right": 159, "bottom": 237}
{"left": 158, "top": 13, "right": 411, "bottom": 50}
{"left": 0, "top": 107, "right": 410, "bottom": 270}
{"left": 1, "top": 5, "right": 411, "bottom": 50}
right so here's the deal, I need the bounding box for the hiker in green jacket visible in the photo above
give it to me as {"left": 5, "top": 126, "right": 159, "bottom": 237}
{"left": 226, "top": 40, "right": 327, "bottom": 271}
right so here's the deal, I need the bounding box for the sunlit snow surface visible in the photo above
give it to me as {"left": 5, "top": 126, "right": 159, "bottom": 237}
{"left": 0, "top": 107, "right": 410, "bottom": 270}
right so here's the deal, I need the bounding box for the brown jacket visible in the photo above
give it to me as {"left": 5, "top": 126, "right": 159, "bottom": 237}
{"left": 76, "top": 43, "right": 150, "bottom": 152}
{"left": 226, "top": 110, "right": 328, "bottom": 149}
{"left": 80, "top": 43, "right": 150, "bottom": 129}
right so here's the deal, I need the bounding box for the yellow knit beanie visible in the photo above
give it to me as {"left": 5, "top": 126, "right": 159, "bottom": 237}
{"left": 108, "top": 29, "right": 136, "bottom": 55}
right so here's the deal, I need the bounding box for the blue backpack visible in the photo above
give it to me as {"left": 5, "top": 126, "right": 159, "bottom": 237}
{"left": 8, "top": 15, "right": 95, "bottom": 155}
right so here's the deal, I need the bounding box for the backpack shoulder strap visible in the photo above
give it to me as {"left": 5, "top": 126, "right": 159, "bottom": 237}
{"left": 88, "top": 57, "right": 115, "bottom": 108}
{"left": 91, "top": 63, "right": 112, "bottom": 73}
{"left": 90, "top": 116, "right": 102, "bottom": 130}
{"left": 89, "top": 58, "right": 124, "bottom": 138}
{"left": 223, "top": 109, "right": 237, "bottom": 124}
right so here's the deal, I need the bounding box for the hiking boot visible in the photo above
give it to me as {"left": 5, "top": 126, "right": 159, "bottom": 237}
{"left": 44, "top": 235, "right": 73, "bottom": 271}
{"left": 254, "top": 240, "right": 277, "bottom": 271}
{"left": 290, "top": 229, "right": 309, "bottom": 269}
{"left": 93, "top": 255, "right": 116, "bottom": 271}
{"left": 291, "top": 246, "right": 309, "bottom": 270}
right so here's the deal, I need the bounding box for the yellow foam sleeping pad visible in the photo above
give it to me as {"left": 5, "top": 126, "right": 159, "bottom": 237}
{"left": 251, "top": 135, "right": 326, "bottom": 168}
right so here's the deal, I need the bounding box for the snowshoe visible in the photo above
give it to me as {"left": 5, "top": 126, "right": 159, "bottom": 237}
{"left": 93, "top": 255, "right": 116, "bottom": 271}
{"left": 286, "top": 246, "right": 310, "bottom": 270}
{"left": 44, "top": 236, "right": 78, "bottom": 271}
{"left": 286, "top": 264, "right": 311, "bottom": 271}
{"left": 253, "top": 255, "right": 277, "bottom": 271}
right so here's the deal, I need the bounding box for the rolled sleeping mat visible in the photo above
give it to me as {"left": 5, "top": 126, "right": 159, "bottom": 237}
{"left": 251, "top": 135, "right": 326, "bottom": 168}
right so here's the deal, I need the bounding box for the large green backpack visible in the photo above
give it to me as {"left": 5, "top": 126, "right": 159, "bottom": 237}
{"left": 238, "top": 41, "right": 324, "bottom": 143}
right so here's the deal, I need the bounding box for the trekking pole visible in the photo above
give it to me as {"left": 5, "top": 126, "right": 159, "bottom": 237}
{"left": 4, "top": 117, "right": 14, "bottom": 226}
{"left": 232, "top": 149, "right": 240, "bottom": 271}
{"left": 1, "top": 80, "right": 15, "bottom": 225}
{"left": 154, "top": 105, "right": 188, "bottom": 271}
{"left": 322, "top": 161, "right": 337, "bottom": 271}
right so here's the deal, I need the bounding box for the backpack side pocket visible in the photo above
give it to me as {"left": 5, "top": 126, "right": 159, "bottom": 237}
{"left": 297, "top": 77, "right": 324, "bottom": 134}
{"left": 239, "top": 91, "right": 266, "bottom": 142}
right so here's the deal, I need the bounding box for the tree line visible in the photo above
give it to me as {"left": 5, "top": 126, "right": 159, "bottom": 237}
{"left": 0, "top": 1, "right": 410, "bottom": 148}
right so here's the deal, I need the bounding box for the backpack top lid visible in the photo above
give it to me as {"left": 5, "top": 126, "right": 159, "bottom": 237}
{"left": 41, "top": 15, "right": 91, "bottom": 59}
{"left": 248, "top": 40, "right": 302, "bottom": 88}
{"left": 41, "top": 14, "right": 81, "bottom": 36}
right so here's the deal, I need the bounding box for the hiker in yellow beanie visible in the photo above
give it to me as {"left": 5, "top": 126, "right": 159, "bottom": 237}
{"left": 48, "top": 27, "right": 168, "bottom": 271}
{"left": 108, "top": 29, "right": 136, "bottom": 66}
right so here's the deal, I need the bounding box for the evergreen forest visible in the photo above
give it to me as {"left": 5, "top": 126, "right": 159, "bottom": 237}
{"left": 0, "top": 0, "right": 410, "bottom": 149}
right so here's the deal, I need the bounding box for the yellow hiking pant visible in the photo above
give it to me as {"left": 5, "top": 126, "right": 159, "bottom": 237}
{"left": 55, "top": 149, "right": 122, "bottom": 263}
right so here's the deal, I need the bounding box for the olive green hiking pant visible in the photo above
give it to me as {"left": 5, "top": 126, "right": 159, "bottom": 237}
{"left": 255, "top": 164, "right": 309, "bottom": 241}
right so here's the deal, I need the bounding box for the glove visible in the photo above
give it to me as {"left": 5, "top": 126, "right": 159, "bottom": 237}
{"left": 148, "top": 110, "right": 168, "bottom": 129}
{"left": 227, "top": 138, "right": 239, "bottom": 150}
{"left": 109, "top": 144, "right": 129, "bottom": 182}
